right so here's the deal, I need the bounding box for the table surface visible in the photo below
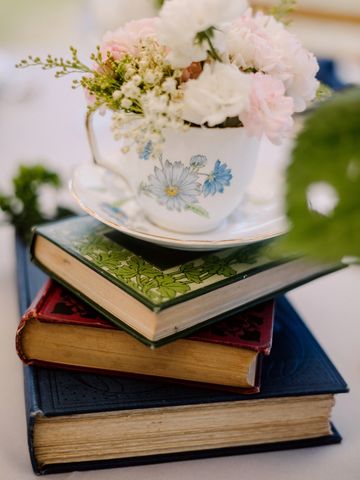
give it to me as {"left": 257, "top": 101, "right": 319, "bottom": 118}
{"left": 1, "top": 56, "right": 360, "bottom": 480}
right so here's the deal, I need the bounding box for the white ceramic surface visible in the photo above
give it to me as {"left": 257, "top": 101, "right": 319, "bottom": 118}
{"left": 70, "top": 163, "right": 287, "bottom": 251}
{"left": 87, "top": 113, "right": 261, "bottom": 233}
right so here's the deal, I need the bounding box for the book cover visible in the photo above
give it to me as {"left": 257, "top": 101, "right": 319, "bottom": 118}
{"left": 31, "top": 216, "right": 281, "bottom": 311}
{"left": 16, "top": 279, "right": 274, "bottom": 390}
{"left": 30, "top": 216, "right": 343, "bottom": 346}
{"left": 16, "top": 236, "right": 348, "bottom": 475}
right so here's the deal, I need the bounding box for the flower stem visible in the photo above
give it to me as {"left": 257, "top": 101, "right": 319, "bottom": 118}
{"left": 195, "top": 27, "right": 222, "bottom": 63}
{"left": 204, "top": 31, "right": 222, "bottom": 62}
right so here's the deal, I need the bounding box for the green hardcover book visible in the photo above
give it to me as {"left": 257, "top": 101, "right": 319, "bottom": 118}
{"left": 31, "top": 216, "right": 341, "bottom": 346}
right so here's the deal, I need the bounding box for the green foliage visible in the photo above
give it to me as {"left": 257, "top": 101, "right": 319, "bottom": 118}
{"left": 270, "top": 0, "right": 297, "bottom": 24}
{"left": 195, "top": 27, "right": 222, "bottom": 62}
{"left": 16, "top": 47, "right": 127, "bottom": 114}
{"left": 180, "top": 262, "right": 203, "bottom": 283}
{"left": 16, "top": 47, "right": 92, "bottom": 77}
{"left": 157, "top": 275, "right": 191, "bottom": 299}
{"left": 185, "top": 203, "right": 210, "bottom": 218}
{"left": 280, "top": 87, "right": 360, "bottom": 262}
{"left": 119, "top": 256, "right": 160, "bottom": 279}
{"left": 154, "top": 0, "right": 165, "bottom": 9}
{"left": 70, "top": 220, "right": 271, "bottom": 304}
{"left": 316, "top": 83, "right": 333, "bottom": 102}
{"left": 16, "top": 41, "right": 178, "bottom": 118}
{"left": 201, "top": 255, "right": 237, "bottom": 277}
{"left": 0, "top": 164, "right": 73, "bottom": 242}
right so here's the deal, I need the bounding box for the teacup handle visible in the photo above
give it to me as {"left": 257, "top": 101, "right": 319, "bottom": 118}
{"left": 85, "top": 110, "right": 135, "bottom": 191}
{"left": 85, "top": 110, "right": 103, "bottom": 168}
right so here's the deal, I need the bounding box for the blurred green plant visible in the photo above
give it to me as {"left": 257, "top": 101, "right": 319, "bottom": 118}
{"left": 154, "top": 0, "right": 164, "bottom": 9}
{"left": 280, "top": 87, "right": 360, "bottom": 262}
{"left": 270, "top": 0, "right": 297, "bottom": 24}
{"left": 0, "top": 164, "right": 73, "bottom": 243}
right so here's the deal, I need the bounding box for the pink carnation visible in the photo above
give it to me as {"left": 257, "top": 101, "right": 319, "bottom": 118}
{"left": 240, "top": 72, "right": 294, "bottom": 145}
{"left": 227, "top": 13, "right": 285, "bottom": 76}
{"left": 253, "top": 12, "right": 319, "bottom": 111}
{"left": 100, "top": 17, "right": 158, "bottom": 61}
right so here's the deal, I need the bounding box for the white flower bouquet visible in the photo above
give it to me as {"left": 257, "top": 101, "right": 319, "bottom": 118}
{"left": 17, "top": 0, "right": 321, "bottom": 233}
{"left": 18, "top": 0, "right": 319, "bottom": 158}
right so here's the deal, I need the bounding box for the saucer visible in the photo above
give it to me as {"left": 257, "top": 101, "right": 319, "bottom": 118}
{"left": 70, "top": 164, "right": 287, "bottom": 251}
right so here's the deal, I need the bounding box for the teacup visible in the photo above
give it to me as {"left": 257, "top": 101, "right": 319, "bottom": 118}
{"left": 86, "top": 113, "right": 260, "bottom": 233}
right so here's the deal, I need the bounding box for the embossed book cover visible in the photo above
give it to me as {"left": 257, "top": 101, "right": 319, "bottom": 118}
{"left": 16, "top": 280, "right": 274, "bottom": 391}
{"left": 16, "top": 236, "right": 348, "bottom": 475}
{"left": 31, "top": 215, "right": 342, "bottom": 345}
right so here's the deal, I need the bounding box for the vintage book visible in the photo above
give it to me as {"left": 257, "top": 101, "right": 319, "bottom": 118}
{"left": 17, "top": 240, "right": 348, "bottom": 474}
{"left": 16, "top": 236, "right": 348, "bottom": 475}
{"left": 30, "top": 215, "right": 343, "bottom": 346}
{"left": 16, "top": 280, "right": 274, "bottom": 391}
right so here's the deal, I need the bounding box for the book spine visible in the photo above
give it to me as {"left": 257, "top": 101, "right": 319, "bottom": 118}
{"left": 16, "top": 234, "right": 44, "bottom": 474}
{"left": 15, "top": 280, "right": 52, "bottom": 364}
{"left": 15, "top": 233, "right": 29, "bottom": 309}
{"left": 23, "top": 366, "right": 43, "bottom": 475}
{"left": 263, "top": 306, "right": 275, "bottom": 355}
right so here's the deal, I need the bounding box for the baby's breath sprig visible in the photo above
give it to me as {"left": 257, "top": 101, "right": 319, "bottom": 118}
{"left": 16, "top": 46, "right": 93, "bottom": 84}
{"left": 16, "top": 38, "right": 187, "bottom": 157}
{"left": 16, "top": 46, "right": 136, "bottom": 112}
{"left": 108, "top": 38, "right": 186, "bottom": 158}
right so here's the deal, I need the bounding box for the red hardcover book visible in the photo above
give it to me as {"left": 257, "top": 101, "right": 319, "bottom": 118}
{"left": 16, "top": 280, "right": 274, "bottom": 392}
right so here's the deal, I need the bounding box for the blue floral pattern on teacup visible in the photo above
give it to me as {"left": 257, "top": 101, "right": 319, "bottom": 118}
{"left": 190, "top": 154, "right": 207, "bottom": 168}
{"left": 203, "top": 159, "right": 233, "bottom": 196}
{"left": 140, "top": 140, "right": 153, "bottom": 160}
{"left": 139, "top": 154, "right": 232, "bottom": 217}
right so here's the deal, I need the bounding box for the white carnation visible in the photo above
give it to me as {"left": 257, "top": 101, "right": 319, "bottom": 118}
{"left": 182, "top": 62, "right": 252, "bottom": 126}
{"left": 157, "top": 0, "right": 248, "bottom": 68}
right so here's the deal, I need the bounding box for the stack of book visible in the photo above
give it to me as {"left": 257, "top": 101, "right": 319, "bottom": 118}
{"left": 15, "top": 215, "right": 348, "bottom": 475}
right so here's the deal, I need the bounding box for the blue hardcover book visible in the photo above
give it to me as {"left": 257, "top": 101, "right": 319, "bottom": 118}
{"left": 16, "top": 237, "right": 348, "bottom": 475}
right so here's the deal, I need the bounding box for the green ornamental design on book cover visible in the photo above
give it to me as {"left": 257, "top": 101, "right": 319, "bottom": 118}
{"left": 42, "top": 216, "right": 279, "bottom": 306}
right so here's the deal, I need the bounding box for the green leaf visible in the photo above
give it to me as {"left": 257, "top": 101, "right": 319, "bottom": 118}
{"left": 118, "top": 265, "right": 139, "bottom": 279}
{"left": 180, "top": 262, "right": 202, "bottom": 283}
{"left": 157, "top": 275, "right": 191, "bottom": 300}
{"left": 154, "top": 0, "right": 165, "bottom": 8}
{"left": 0, "top": 163, "right": 72, "bottom": 243}
{"left": 231, "top": 243, "right": 267, "bottom": 265}
{"left": 201, "top": 255, "right": 237, "bottom": 277}
{"left": 217, "top": 265, "right": 237, "bottom": 277}
{"left": 185, "top": 203, "right": 210, "bottom": 218}
{"left": 117, "top": 256, "right": 161, "bottom": 281}
{"left": 316, "top": 83, "right": 333, "bottom": 102}
{"left": 280, "top": 87, "right": 360, "bottom": 261}
{"left": 270, "top": 0, "right": 297, "bottom": 25}
{"left": 142, "top": 278, "right": 160, "bottom": 295}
